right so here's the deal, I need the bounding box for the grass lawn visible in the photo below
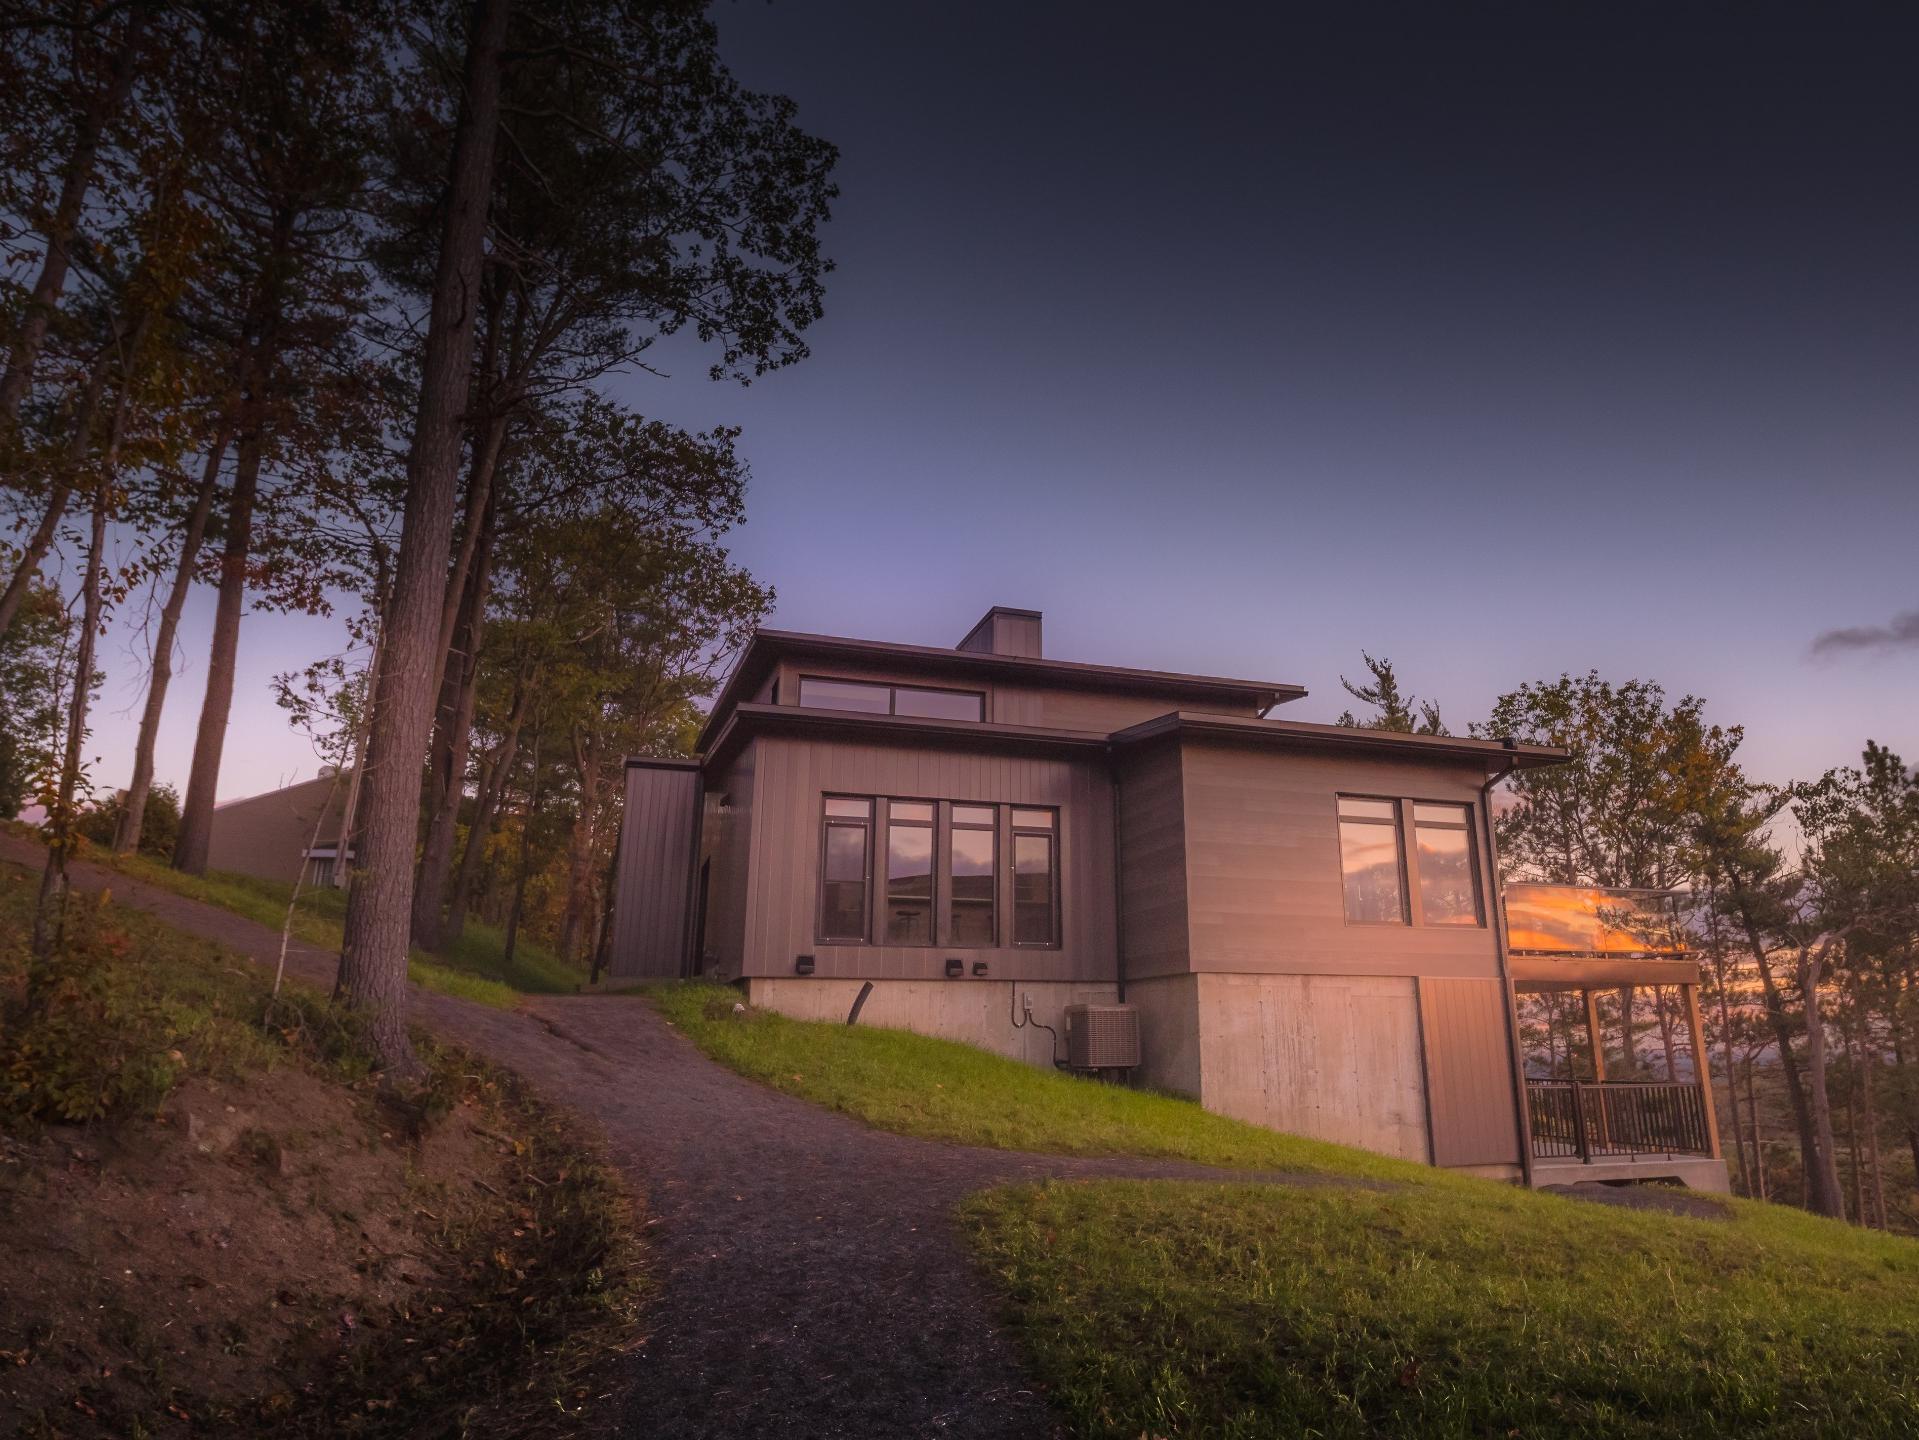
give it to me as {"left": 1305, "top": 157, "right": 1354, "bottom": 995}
{"left": 963, "top": 1180, "right": 1919, "bottom": 1439}
{"left": 91, "top": 848, "right": 584, "bottom": 1007}
{"left": 649, "top": 980, "right": 1919, "bottom": 1438}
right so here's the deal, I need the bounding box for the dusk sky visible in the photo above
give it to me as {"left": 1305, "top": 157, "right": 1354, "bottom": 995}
{"left": 90, "top": 1, "right": 1918, "bottom": 802}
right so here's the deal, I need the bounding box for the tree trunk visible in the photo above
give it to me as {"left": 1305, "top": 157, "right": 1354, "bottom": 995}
{"left": 114, "top": 420, "right": 233, "bottom": 853}
{"left": 30, "top": 484, "right": 111, "bottom": 967}
{"left": 1861, "top": 1023, "right": 1888, "bottom": 1230}
{"left": 444, "top": 666, "right": 531, "bottom": 943}
{"left": 171, "top": 417, "right": 263, "bottom": 874}
{"left": 1747, "top": 1058, "right": 1768, "bottom": 1201}
{"left": 1731, "top": 889, "right": 1834, "bottom": 1215}
{"left": 1844, "top": 1023, "right": 1864, "bottom": 1224}
{"left": 336, "top": 0, "right": 511, "bottom": 1077}
{"left": 0, "top": 335, "right": 120, "bottom": 641}
{"left": 502, "top": 732, "right": 541, "bottom": 966}
{"left": 412, "top": 478, "right": 500, "bottom": 949}
{"left": 1796, "top": 946, "right": 1848, "bottom": 1219}
{"left": 0, "top": 6, "right": 148, "bottom": 425}
{"left": 333, "top": 610, "right": 385, "bottom": 893}
{"left": 558, "top": 731, "right": 603, "bottom": 964}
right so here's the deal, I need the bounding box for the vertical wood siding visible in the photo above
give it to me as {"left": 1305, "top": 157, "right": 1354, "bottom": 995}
{"left": 608, "top": 764, "right": 701, "bottom": 979}
{"left": 1417, "top": 976, "right": 1524, "bottom": 1167}
{"left": 1116, "top": 740, "right": 1190, "bottom": 977}
{"left": 740, "top": 733, "right": 1117, "bottom": 982}
{"left": 699, "top": 747, "right": 756, "bottom": 978}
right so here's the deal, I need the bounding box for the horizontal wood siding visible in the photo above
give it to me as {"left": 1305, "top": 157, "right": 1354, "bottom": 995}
{"left": 1417, "top": 976, "right": 1524, "bottom": 1167}
{"left": 1181, "top": 741, "right": 1504, "bottom": 979}
{"left": 608, "top": 764, "right": 700, "bottom": 978}
{"left": 1116, "top": 740, "right": 1190, "bottom": 979}
{"left": 742, "top": 733, "right": 1116, "bottom": 982}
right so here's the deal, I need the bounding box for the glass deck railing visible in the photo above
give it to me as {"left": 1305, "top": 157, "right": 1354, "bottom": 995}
{"left": 1503, "top": 883, "right": 1689, "bottom": 957}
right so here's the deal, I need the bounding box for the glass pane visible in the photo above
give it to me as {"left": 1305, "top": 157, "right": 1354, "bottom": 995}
{"left": 1010, "top": 808, "right": 1054, "bottom": 830}
{"left": 1415, "top": 824, "right": 1480, "bottom": 925}
{"left": 952, "top": 804, "right": 996, "bottom": 827}
{"left": 821, "top": 824, "right": 867, "bottom": 940}
{"left": 949, "top": 825, "right": 996, "bottom": 945}
{"left": 1338, "top": 796, "right": 1396, "bottom": 821}
{"left": 798, "top": 677, "right": 891, "bottom": 714}
{"left": 1013, "top": 833, "right": 1054, "bottom": 944}
{"left": 886, "top": 822, "right": 933, "bottom": 944}
{"left": 824, "top": 796, "right": 871, "bottom": 818}
{"left": 894, "top": 687, "right": 983, "bottom": 721}
{"left": 889, "top": 800, "right": 935, "bottom": 823}
{"left": 1339, "top": 818, "right": 1405, "bottom": 924}
{"left": 1412, "top": 802, "right": 1467, "bottom": 827}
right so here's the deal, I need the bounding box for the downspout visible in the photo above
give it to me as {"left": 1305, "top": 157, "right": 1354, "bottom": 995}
{"left": 1479, "top": 752, "right": 1535, "bottom": 1187}
{"left": 1109, "top": 747, "right": 1128, "bottom": 1004}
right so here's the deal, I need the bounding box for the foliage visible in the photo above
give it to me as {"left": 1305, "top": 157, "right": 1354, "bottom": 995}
{"left": 0, "top": 579, "right": 65, "bottom": 818}
{"left": 75, "top": 779, "right": 181, "bottom": 856}
{"left": 964, "top": 1178, "right": 1919, "bottom": 1439}
{"left": 1481, "top": 671, "right": 1743, "bottom": 888}
{"left": 1335, "top": 652, "right": 1447, "bottom": 734}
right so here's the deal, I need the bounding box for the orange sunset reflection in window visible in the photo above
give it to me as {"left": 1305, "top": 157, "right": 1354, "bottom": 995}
{"left": 1503, "top": 883, "right": 1688, "bottom": 956}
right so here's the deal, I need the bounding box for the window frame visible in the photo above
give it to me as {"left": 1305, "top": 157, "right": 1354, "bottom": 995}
{"left": 1336, "top": 794, "right": 1410, "bottom": 927}
{"left": 797, "top": 674, "right": 986, "bottom": 723}
{"left": 881, "top": 796, "right": 939, "bottom": 947}
{"left": 1407, "top": 799, "right": 1485, "bottom": 928}
{"left": 946, "top": 802, "right": 999, "bottom": 947}
{"left": 816, "top": 794, "right": 875, "bottom": 944}
{"left": 1009, "top": 806, "right": 1061, "bottom": 949}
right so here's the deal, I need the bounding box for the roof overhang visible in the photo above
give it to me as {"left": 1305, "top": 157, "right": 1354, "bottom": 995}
{"left": 702, "top": 702, "right": 1111, "bottom": 771}
{"left": 1108, "top": 711, "right": 1570, "bottom": 772}
{"left": 696, "top": 629, "right": 1306, "bottom": 750}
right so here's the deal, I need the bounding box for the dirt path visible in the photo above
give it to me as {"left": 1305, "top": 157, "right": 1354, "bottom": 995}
{"left": 3, "top": 837, "right": 1318, "bottom": 1438}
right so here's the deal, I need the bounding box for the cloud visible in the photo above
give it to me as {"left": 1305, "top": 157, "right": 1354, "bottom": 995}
{"left": 1811, "top": 610, "right": 1919, "bottom": 658}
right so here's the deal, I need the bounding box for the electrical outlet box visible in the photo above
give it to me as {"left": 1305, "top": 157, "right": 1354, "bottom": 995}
{"left": 1022, "top": 992, "right": 1034, "bottom": 1015}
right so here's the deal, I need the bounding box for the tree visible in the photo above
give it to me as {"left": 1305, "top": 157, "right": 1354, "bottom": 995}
{"left": 1482, "top": 672, "right": 1740, "bottom": 889}
{"left": 0, "top": 578, "right": 67, "bottom": 817}
{"left": 1335, "top": 652, "right": 1446, "bottom": 734}
{"left": 79, "top": 780, "right": 181, "bottom": 857}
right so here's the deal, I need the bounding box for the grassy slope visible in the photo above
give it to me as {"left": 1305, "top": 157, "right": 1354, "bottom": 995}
{"left": 0, "top": 861, "right": 642, "bottom": 1435}
{"left": 650, "top": 981, "right": 1919, "bottom": 1439}
{"left": 93, "top": 848, "right": 584, "bottom": 1006}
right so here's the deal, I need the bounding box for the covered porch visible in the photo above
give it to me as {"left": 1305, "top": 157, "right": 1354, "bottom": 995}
{"left": 1504, "top": 884, "right": 1728, "bottom": 1192}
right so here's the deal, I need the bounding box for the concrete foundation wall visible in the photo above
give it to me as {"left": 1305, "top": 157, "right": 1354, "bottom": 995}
{"left": 746, "top": 977, "right": 1119, "bottom": 1068}
{"left": 1130, "top": 970, "right": 1433, "bottom": 1164}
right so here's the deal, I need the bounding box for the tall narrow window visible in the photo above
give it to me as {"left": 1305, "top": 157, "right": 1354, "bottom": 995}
{"left": 820, "top": 796, "right": 872, "bottom": 942}
{"left": 1412, "top": 803, "right": 1482, "bottom": 925}
{"left": 885, "top": 800, "right": 935, "bottom": 944}
{"left": 1011, "top": 808, "right": 1058, "bottom": 946}
{"left": 948, "top": 804, "right": 997, "bottom": 945}
{"left": 1337, "top": 796, "right": 1406, "bottom": 925}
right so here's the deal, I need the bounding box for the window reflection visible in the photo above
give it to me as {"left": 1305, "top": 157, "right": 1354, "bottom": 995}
{"left": 1338, "top": 798, "right": 1406, "bottom": 925}
{"left": 1412, "top": 804, "right": 1480, "bottom": 925}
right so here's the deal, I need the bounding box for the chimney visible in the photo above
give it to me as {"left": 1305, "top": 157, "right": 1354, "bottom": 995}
{"left": 956, "top": 606, "right": 1042, "bottom": 658}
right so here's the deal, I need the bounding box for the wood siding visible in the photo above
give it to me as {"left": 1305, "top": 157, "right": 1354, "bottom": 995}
{"left": 1176, "top": 740, "right": 1504, "bottom": 980}
{"left": 738, "top": 732, "right": 1117, "bottom": 982}
{"left": 1195, "top": 972, "right": 1431, "bottom": 1162}
{"left": 608, "top": 763, "right": 700, "bottom": 979}
{"left": 1417, "top": 976, "right": 1524, "bottom": 1167}
{"left": 699, "top": 746, "right": 756, "bottom": 979}
{"left": 1117, "top": 740, "right": 1190, "bottom": 977}
{"left": 957, "top": 608, "right": 1043, "bottom": 658}
{"left": 207, "top": 776, "right": 347, "bottom": 886}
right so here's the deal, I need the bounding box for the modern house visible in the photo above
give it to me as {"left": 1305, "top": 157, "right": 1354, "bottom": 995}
{"left": 205, "top": 771, "right": 354, "bottom": 888}
{"left": 609, "top": 607, "right": 1728, "bottom": 1191}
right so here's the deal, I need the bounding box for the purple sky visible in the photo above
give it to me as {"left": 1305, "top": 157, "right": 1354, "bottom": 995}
{"left": 87, "top": 1, "right": 1918, "bottom": 803}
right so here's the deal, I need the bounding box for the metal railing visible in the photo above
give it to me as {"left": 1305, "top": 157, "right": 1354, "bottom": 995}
{"left": 1526, "top": 1079, "right": 1713, "bottom": 1162}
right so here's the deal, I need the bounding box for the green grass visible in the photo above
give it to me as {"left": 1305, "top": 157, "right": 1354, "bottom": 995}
{"left": 91, "top": 848, "right": 581, "bottom": 1007}
{"left": 646, "top": 981, "right": 1427, "bottom": 1182}
{"left": 648, "top": 981, "right": 1919, "bottom": 1438}
{"left": 963, "top": 1180, "right": 1919, "bottom": 1439}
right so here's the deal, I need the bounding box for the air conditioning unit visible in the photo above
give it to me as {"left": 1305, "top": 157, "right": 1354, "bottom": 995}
{"left": 1065, "top": 1003, "right": 1140, "bottom": 1072}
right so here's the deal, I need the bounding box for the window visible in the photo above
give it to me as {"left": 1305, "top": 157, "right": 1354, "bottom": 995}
{"left": 1337, "top": 795, "right": 1406, "bottom": 925}
{"left": 1412, "top": 803, "right": 1481, "bottom": 925}
{"left": 797, "top": 675, "right": 984, "bottom": 722}
{"left": 1011, "top": 808, "right": 1058, "bottom": 946}
{"left": 949, "top": 804, "right": 997, "bottom": 944}
{"left": 885, "top": 800, "right": 936, "bottom": 944}
{"left": 819, "top": 797, "right": 872, "bottom": 941}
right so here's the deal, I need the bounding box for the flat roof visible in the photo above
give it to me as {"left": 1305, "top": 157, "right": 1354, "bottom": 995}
{"left": 697, "top": 628, "right": 1306, "bottom": 749}
{"left": 1109, "top": 712, "right": 1569, "bottom": 769}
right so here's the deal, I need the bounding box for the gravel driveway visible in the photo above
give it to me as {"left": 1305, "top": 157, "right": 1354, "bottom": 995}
{"left": 2, "top": 837, "right": 1312, "bottom": 1438}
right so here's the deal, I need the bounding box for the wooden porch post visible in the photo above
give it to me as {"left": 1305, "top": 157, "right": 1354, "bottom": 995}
{"left": 1584, "top": 988, "right": 1610, "bottom": 1150}
{"left": 1683, "top": 982, "right": 1723, "bottom": 1160}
